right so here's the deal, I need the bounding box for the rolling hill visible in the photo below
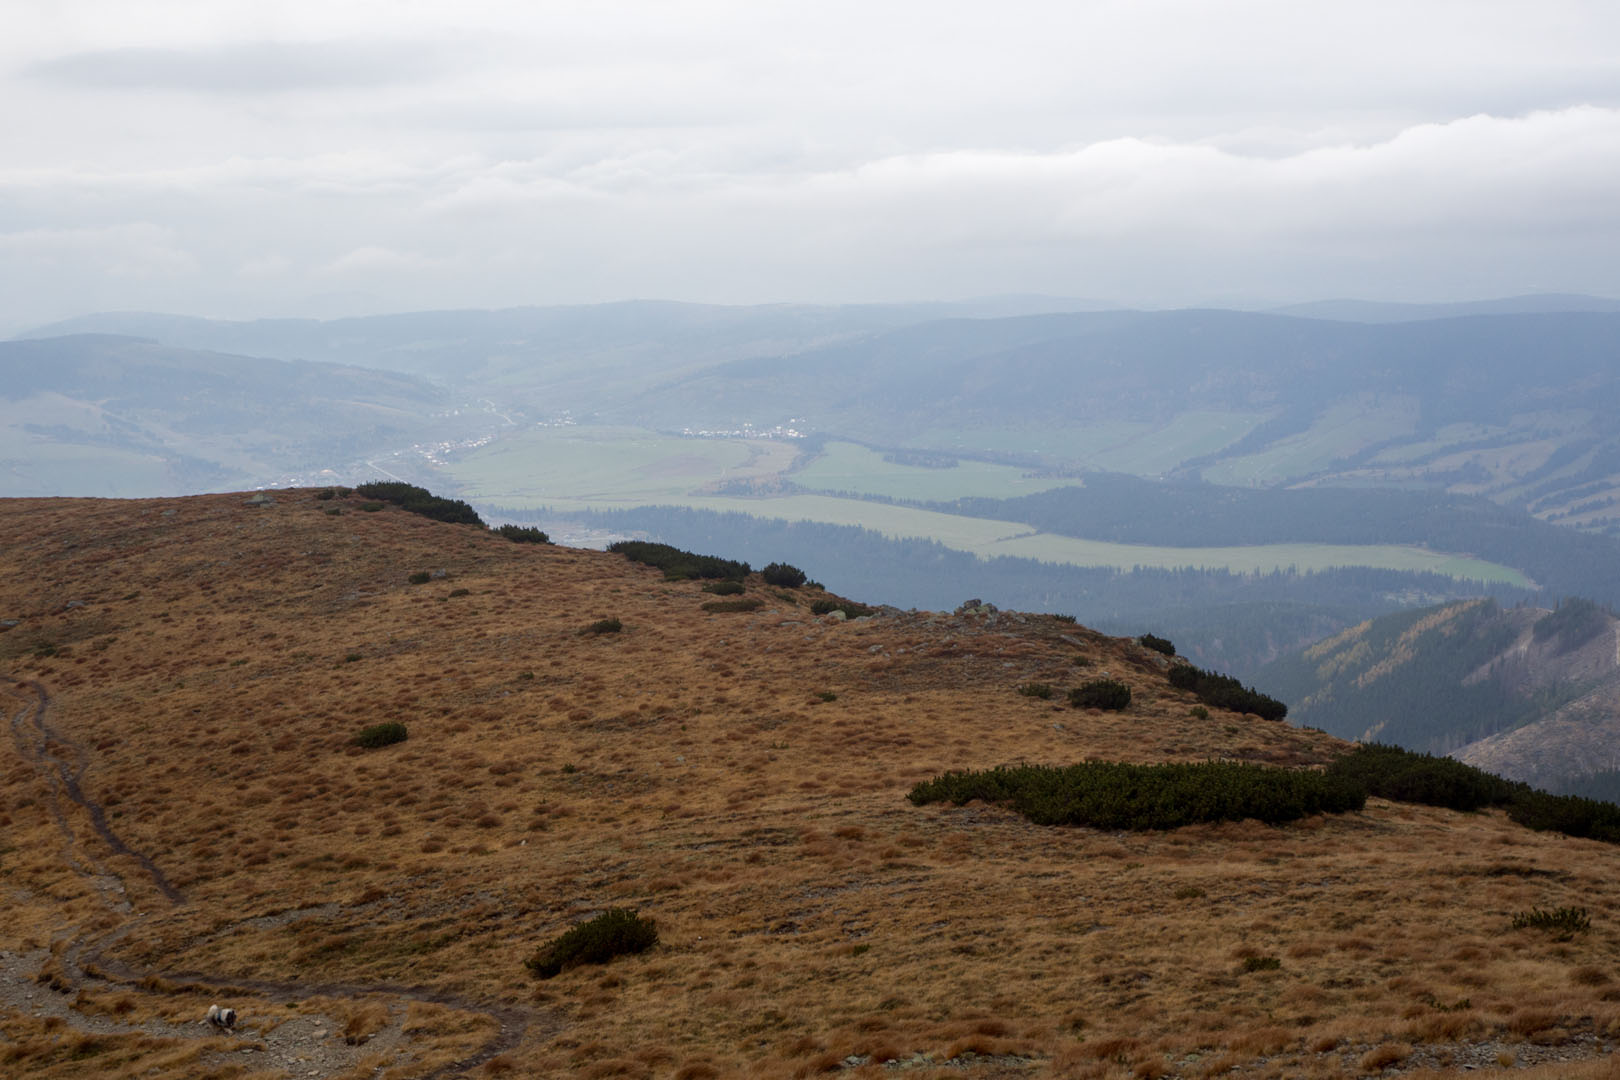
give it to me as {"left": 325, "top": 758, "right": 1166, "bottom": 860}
{"left": 0, "top": 335, "right": 465, "bottom": 496}
{"left": 5, "top": 492, "right": 1620, "bottom": 1078}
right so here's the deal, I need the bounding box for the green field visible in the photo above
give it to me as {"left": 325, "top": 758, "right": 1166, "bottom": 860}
{"left": 449, "top": 425, "right": 1533, "bottom": 587}
{"left": 905, "top": 410, "right": 1269, "bottom": 476}
{"left": 1201, "top": 397, "right": 1421, "bottom": 486}
{"left": 791, "top": 442, "right": 1080, "bottom": 501}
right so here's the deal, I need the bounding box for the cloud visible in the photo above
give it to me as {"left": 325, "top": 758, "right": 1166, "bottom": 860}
{"left": 0, "top": 222, "right": 195, "bottom": 278}
{"left": 25, "top": 39, "right": 455, "bottom": 95}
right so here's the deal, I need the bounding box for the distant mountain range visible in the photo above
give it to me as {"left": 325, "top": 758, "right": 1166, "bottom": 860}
{"left": 1262, "top": 597, "right": 1620, "bottom": 790}
{"left": 10, "top": 296, "right": 1620, "bottom": 530}
{"left": 1272, "top": 292, "right": 1620, "bottom": 323}
{"left": 0, "top": 334, "right": 461, "bottom": 496}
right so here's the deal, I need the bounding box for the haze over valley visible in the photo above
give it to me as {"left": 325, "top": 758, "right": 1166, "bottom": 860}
{"left": 8, "top": 3, "right": 1620, "bottom": 1078}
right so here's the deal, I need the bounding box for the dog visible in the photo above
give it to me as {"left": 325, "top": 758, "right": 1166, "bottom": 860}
{"left": 205, "top": 1004, "right": 238, "bottom": 1031}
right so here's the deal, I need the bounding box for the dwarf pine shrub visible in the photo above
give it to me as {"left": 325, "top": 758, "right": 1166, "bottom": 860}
{"left": 494, "top": 524, "right": 550, "bottom": 544}
{"left": 701, "top": 581, "right": 746, "bottom": 595}
{"left": 1326, "top": 743, "right": 1514, "bottom": 813}
{"left": 761, "top": 562, "right": 808, "bottom": 587}
{"left": 582, "top": 617, "right": 623, "bottom": 635}
{"left": 407, "top": 571, "right": 431, "bottom": 585}
{"left": 355, "top": 481, "right": 484, "bottom": 526}
{"left": 608, "top": 541, "right": 749, "bottom": 581}
{"left": 908, "top": 761, "right": 1365, "bottom": 830}
{"left": 355, "top": 722, "right": 408, "bottom": 749}
{"left": 1138, "top": 633, "right": 1176, "bottom": 656}
{"left": 1017, "top": 683, "right": 1055, "bottom": 700}
{"left": 1167, "top": 662, "right": 1287, "bottom": 721}
{"left": 526, "top": 908, "right": 658, "bottom": 979}
{"left": 1069, "top": 678, "right": 1131, "bottom": 711}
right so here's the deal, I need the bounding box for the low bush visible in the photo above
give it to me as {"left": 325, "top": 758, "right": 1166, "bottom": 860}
{"left": 701, "top": 598, "right": 764, "bottom": 613}
{"left": 701, "top": 581, "right": 745, "bottom": 596}
{"left": 1017, "top": 683, "right": 1055, "bottom": 700}
{"left": 582, "top": 618, "right": 623, "bottom": 635}
{"left": 810, "top": 599, "right": 874, "bottom": 618}
{"left": 1506, "top": 788, "right": 1620, "bottom": 843}
{"left": 1242, "top": 956, "right": 1281, "bottom": 972}
{"left": 526, "top": 908, "right": 659, "bottom": 979}
{"left": 1138, "top": 634, "right": 1176, "bottom": 656}
{"left": 761, "top": 562, "right": 807, "bottom": 588}
{"left": 1069, "top": 679, "right": 1131, "bottom": 711}
{"left": 1511, "top": 906, "right": 1591, "bottom": 940}
{"left": 355, "top": 722, "right": 408, "bottom": 749}
{"left": 1326, "top": 743, "right": 1513, "bottom": 813}
{"left": 407, "top": 571, "right": 431, "bottom": 585}
{"left": 1167, "top": 662, "right": 1287, "bottom": 722}
{"left": 355, "top": 481, "right": 484, "bottom": 527}
{"left": 607, "top": 541, "right": 748, "bottom": 581}
{"left": 359, "top": 501, "right": 384, "bottom": 512}
{"left": 494, "top": 524, "right": 550, "bottom": 544}
{"left": 1326, "top": 743, "right": 1620, "bottom": 844}
{"left": 908, "top": 761, "right": 1365, "bottom": 830}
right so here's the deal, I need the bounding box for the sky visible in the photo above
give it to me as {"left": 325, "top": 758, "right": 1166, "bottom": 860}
{"left": 3, "top": 0, "right": 1619, "bottom": 329}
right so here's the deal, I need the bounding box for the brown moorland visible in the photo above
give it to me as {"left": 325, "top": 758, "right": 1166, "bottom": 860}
{"left": 3, "top": 490, "right": 1620, "bottom": 1079}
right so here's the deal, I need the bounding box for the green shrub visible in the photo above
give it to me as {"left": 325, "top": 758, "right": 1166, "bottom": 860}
{"left": 810, "top": 598, "right": 874, "bottom": 618}
{"left": 1167, "top": 662, "right": 1288, "bottom": 722}
{"left": 1189, "top": 706, "right": 1210, "bottom": 720}
{"left": 1505, "top": 788, "right": 1620, "bottom": 843}
{"left": 448, "top": 588, "right": 470, "bottom": 597}
{"left": 526, "top": 908, "right": 659, "bottom": 979}
{"left": 1017, "top": 683, "right": 1055, "bottom": 700}
{"left": 908, "top": 760, "right": 1366, "bottom": 830}
{"left": 354, "top": 481, "right": 485, "bottom": 527}
{"left": 355, "top": 722, "right": 408, "bottom": 749}
{"left": 582, "top": 617, "right": 623, "bottom": 635}
{"left": 1242, "top": 956, "right": 1281, "bottom": 972}
{"left": 701, "top": 598, "right": 764, "bottom": 613}
{"left": 608, "top": 541, "right": 748, "bottom": 581}
{"left": 325, "top": 507, "right": 343, "bottom": 516}
{"left": 315, "top": 488, "right": 337, "bottom": 501}
{"left": 1511, "top": 906, "right": 1591, "bottom": 940}
{"left": 494, "top": 524, "right": 550, "bottom": 544}
{"left": 817, "top": 691, "right": 838, "bottom": 702}
{"left": 359, "top": 501, "right": 384, "bottom": 512}
{"left": 761, "top": 562, "right": 807, "bottom": 588}
{"left": 1326, "top": 743, "right": 1514, "bottom": 813}
{"left": 1138, "top": 633, "right": 1176, "bottom": 656}
{"left": 407, "top": 571, "right": 431, "bottom": 585}
{"left": 1069, "top": 679, "right": 1131, "bottom": 711}
{"left": 701, "top": 581, "right": 746, "bottom": 596}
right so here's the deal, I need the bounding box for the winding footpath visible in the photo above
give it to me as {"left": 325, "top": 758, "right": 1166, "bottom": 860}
{"left": 1, "top": 674, "right": 540, "bottom": 1078}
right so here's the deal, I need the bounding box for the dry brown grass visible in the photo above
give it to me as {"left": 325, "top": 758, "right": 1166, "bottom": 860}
{"left": 5, "top": 490, "right": 1620, "bottom": 1078}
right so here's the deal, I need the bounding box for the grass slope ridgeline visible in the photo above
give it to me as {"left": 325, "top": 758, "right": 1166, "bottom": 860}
{"left": 10, "top": 488, "right": 1620, "bottom": 1079}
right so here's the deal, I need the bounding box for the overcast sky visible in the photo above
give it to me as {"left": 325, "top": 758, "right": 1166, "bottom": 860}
{"left": 3, "top": 0, "right": 1618, "bottom": 329}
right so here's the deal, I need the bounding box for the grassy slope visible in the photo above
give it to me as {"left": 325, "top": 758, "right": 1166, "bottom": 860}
{"left": 4, "top": 494, "right": 1620, "bottom": 1079}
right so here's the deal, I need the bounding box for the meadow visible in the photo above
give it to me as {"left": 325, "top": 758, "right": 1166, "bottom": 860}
{"left": 0, "top": 490, "right": 1617, "bottom": 1079}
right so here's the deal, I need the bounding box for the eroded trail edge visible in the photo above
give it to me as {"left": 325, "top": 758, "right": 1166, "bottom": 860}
{"left": 1, "top": 673, "right": 540, "bottom": 1078}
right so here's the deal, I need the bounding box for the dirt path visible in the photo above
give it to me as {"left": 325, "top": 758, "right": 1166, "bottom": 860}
{"left": 1, "top": 673, "right": 541, "bottom": 1078}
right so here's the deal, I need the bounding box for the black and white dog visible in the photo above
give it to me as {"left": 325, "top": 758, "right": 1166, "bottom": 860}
{"left": 205, "top": 1004, "right": 238, "bottom": 1031}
